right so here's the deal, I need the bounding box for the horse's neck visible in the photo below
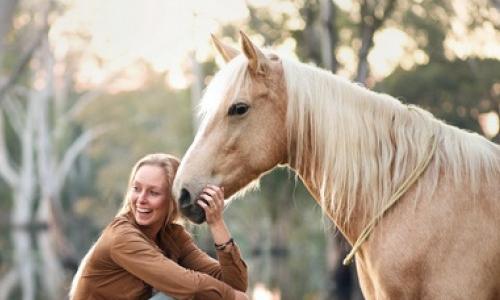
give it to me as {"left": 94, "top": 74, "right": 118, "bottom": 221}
{"left": 285, "top": 72, "right": 391, "bottom": 243}
{"left": 290, "top": 160, "right": 364, "bottom": 244}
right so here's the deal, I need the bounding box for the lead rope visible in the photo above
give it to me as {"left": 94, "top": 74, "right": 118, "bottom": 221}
{"left": 343, "top": 134, "right": 438, "bottom": 266}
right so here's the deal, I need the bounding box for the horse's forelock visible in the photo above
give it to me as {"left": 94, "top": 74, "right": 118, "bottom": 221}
{"left": 197, "top": 55, "right": 248, "bottom": 129}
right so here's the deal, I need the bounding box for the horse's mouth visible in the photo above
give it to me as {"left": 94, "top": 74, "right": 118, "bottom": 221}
{"left": 179, "top": 203, "right": 206, "bottom": 224}
{"left": 177, "top": 187, "right": 209, "bottom": 224}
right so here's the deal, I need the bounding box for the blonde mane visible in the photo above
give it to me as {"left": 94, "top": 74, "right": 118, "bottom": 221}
{"left": 282, "top": 57, "right": 500, "bottom": 226}
{"left": 198, "top": 53, "right": 499, "bottom": 226}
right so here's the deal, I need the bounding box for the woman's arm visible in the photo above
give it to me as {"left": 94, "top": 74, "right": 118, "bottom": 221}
{"left": 177, "top": 185, "right": 248, "bottom": 292}
{"left": 177, "top": 232, "right": 248, "bottom": 292}
{"left": 109, "top": 222, "right": 236, "bottom": 300}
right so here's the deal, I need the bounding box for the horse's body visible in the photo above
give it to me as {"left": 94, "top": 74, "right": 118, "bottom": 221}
{"left": 173, "top": 32, "right": 500, "bottom": 299}
{"left": 353, "top": 175, "right": 500, "bottom": 299}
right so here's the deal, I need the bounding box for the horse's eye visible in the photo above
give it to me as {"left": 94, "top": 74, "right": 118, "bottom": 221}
{"left": 228, "top": 103, "right": 249, "bottom": 116}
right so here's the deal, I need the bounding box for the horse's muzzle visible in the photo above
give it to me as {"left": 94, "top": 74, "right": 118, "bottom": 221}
{"left": 178, "top": 188, "right": 206, "bottom": 224}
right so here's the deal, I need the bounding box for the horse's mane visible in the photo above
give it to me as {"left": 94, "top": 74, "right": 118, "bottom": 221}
{"left": 281, "top": 57, "right": 499, "bottom": 226}
{"left": 199, "top": 53, "right": 499, "bottom": 226}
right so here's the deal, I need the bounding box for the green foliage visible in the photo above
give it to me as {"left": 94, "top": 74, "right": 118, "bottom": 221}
{"left": 74, "top": 69, "right": 194, "bottom": 225}
{"left": 377, "top": 58, "right": 500, "bottom": 134}
{"left": 395, "top": 0, "right": 453, "bottom": 61}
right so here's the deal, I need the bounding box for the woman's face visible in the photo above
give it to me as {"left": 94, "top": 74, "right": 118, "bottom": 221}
{"left": 130, "top": 165, "right": 169, "bottom": 229}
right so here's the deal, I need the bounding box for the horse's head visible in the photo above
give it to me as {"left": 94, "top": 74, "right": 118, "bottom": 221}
{"left": 173, "top": 32, "right": 288, "bottom": 224}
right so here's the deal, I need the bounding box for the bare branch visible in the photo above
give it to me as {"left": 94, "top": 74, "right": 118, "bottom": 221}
{"left": 0, "top": 25, "right": 49, "bottom": 104}
{"left": 0, "top": 0, "right": 19, "bottom": 59}
{"left": 34, "top": 33, "right": 57, "bottom": 186}
{"left": 53, "top": 124, "right": 112, "bottom": 194}
{"left": 60, "top": 89, "right": 104, "bottom": 124}
{"left": 2, "top": 96, "right": 25, "bottom": 137}
{"left": 62, "top": 70, "right": 122, "bottom": 121}
{"left": 18, "top": 94, "right": 36, "bottom": 184}
{"left": 55, "top": 71, "right": 121, "bottom": 141}
{"left": 0, "top": 112, "right": 19, "bottom": 186}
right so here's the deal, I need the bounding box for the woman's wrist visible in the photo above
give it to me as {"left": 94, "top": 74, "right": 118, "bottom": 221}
{"left": 209, "top": 220, "right": 232, "bottom": 245}
{"left": 208, "top": 218, "right": 225, "bottom": 228}
{"left": 214, "top": 237, "right": 234, "bottom": 251}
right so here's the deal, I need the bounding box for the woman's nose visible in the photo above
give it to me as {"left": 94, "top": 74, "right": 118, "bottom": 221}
{"left": 138, "top": 191, "right": 148, "bottom": 203}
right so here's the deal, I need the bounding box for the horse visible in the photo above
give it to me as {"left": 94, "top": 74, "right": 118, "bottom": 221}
{"left": 172, "top": 31, "right": 500, "bottom": 299}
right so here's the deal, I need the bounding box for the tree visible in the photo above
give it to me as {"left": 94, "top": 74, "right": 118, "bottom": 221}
{"left": 378, "top": 58, "right": 500, "bottom": 140}
{"left": 0, "top": 2, "right": 112, "bottom": 298}
{"left": 0, "top": 0, "right": 18, "bottom": 59}
{"left": 377, "top": 0, "right": 499, "bottom": 141}
{"left": 355, "top": 0, "right": 398, "bottom": 83}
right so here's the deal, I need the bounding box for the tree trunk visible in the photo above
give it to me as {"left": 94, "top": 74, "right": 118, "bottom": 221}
{"left": 355, "top": 24, "right": 375, "bottom": 84}
{"left": 10, "top": 99, "right": 37, "bottom": 300}
{"left": 0, "top": 269, "right": 18, "bottom": 300}
{"left": 1, "top": 2, "right": 103, "bottom": 299}
{"left": 355, "top": 0, "right": 397, "bottom": 84}
{"left": 36, "top": 199, "right": 65, "bottom": 299}
{"left": 0, "top": 0, "right": 18, "bottom": 58}
{"left": 12, "top": 229, "right": 35, "bottom": 300}
{"left": 319, "top": 0, "right": 338, "bottom": 72}
{"left": 268, "top": 180, "right": 292, "bottom": 299}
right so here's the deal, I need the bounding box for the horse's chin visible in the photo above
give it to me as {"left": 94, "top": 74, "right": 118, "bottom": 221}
{"left": 180, "top": 204, "right": 206, "bottom": 224}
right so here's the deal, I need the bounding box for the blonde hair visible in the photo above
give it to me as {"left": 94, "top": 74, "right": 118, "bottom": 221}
{"left": 117, "top": 153, "right": 181, "bottom": 228}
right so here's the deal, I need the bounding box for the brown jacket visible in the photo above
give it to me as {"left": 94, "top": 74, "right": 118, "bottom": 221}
{"left": 72, "top": 215, "right": 247, "bottom": 300}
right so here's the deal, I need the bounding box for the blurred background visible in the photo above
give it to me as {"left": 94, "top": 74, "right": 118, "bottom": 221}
{"left": 0, "top": 0, "right": 498, "bottom": 299}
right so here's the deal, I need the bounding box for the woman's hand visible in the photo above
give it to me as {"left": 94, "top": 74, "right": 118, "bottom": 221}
{"left": 197, "top": 184, "right": 225, "bottom": 225}
{"left": 197, "top": 184, "right": 233, "bottom": 247}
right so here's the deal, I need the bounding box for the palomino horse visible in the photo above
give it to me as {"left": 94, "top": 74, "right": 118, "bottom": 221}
{"left": 173, "top": 32, "right": 500, "bottom": 299}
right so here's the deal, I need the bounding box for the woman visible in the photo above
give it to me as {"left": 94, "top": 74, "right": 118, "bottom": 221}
{"left": 70, "top": 153, "right": 248, "bottom": 300}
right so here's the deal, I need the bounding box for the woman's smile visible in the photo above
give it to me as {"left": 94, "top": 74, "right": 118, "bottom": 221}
{"left": 136, "top": 207, "right": 153, "bottom": 220}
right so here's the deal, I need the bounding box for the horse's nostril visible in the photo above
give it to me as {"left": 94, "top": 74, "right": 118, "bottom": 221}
{"left": 179, "top": 188, "right": 191, "bottom": 208}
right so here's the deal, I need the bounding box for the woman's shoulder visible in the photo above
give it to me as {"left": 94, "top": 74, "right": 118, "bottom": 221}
{"left": 109, "top": 214, "right": 134, "bottom": 228}
{"left": 84, "top": 216, "right": 139, "bottom": 260}
{"left": 103, "top": 215, "right": 144, "bottom": 241}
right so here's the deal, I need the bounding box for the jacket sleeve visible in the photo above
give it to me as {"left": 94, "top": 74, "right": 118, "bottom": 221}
{"left": 176, "top": 230, "right": 248, "bottom": 292}
{"left": 109, "top": 224, "right": 236, "bottom": 300}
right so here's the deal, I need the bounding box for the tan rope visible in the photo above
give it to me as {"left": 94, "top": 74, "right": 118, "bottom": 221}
{"left": 343, "top": 134, "right": 438, "bottom": 266}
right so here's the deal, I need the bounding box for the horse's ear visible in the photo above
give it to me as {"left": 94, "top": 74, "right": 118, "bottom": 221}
{"left": 239, "top": 31, "right": 269, "bottom": 76}
{"left": 211, "top": 34, "right": 240, "bottom": 63}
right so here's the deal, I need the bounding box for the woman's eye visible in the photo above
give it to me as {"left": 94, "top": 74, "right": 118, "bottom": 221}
{"left": 150, "top": 191, "right": 160, "bottom": 196}
{"left": 228, "top": 103, "right": 249, "bottom": 116}
{"left": 132, "top": 186, "right": 139, "bottom": 192}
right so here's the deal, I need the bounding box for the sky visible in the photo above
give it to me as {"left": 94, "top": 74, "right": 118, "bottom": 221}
{"left": 48, "top": 0, "right": 500, "bottom": 91}
{"left": 50, "top": 0, "right": 249, "bottom": 90}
